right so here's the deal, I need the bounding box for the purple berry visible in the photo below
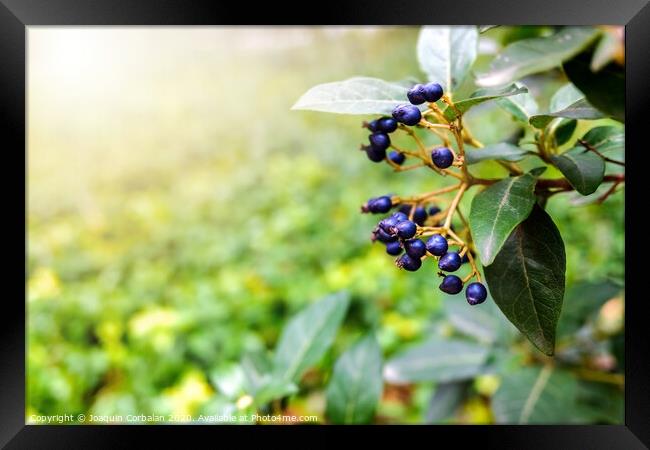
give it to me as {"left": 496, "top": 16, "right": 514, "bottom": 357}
{"left": 378, "top": 117, "right": 398, "bottom": 133}
{"left": 431, "top": 147, "right": 454, "bottom": 169}
{"left": 466, "top": 282, "right": 488, "bottom": 305}
{"left": 407, "top": 84, "right": 427, "bottom": 105}
{"left": 369, "top": 132, "right": 390, "bottom": 151}
{"left": 425, "top": 234, "right": 448, "bottom": 256}
{"left": 392, "top": 104, "right": 422, "bottom": 126}
{"left": 393, "top": 220, "right": 417, "bottom": 239}
{"left": 412, "top": 206, "right": 428, "bottom": 225}
{"left": 438, "top": 252, "right": 462, "bottom": 272}
{"left": 396, "top": 253, "right": 422, "bottom": 271}
{"left": 439, "top": 275, "right": 463, "bottom": 294}
{"left": 404, "top": 239, "right": 426, "bottom": 258}
{"left": 388, "top": 151, "right": 405, "bottom": 165}
{"left": 423, "top": 83, "right": 444, "bottom": 102}
{"left": 386, "top": 241, "right": 403, "bottom": 255}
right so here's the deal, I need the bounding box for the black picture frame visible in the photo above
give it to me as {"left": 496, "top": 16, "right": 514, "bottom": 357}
{"left": 2, "top": 0, "right": 647, "bottom": 447}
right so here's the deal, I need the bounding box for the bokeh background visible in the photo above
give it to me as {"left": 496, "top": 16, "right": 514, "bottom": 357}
{"left": 27, "top": 27, "right": 624, "bottom": 424}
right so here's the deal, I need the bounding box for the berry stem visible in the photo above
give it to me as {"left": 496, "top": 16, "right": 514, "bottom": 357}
{"left": 578, "top": 139, "right": 625, "bottom": 166}
{"left": 443, "top": 183, "right": 467, "bottom": 230}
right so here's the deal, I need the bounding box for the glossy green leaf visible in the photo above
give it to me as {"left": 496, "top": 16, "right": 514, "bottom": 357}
{"left": 442, "top": 84, "right": 528, "bottom": 121}
{"left": 484, "top": 206, "right": 566, "bottom": 355}
{"left": 550, "top": 83, "right": 584, "bottom": 112}
{"left": 496, "top": 83, "right": 538, "bottom": 122}
{"left": 529, "top": 94, "right": 604, "bottom": 128}
{"left": 383, "top": 339, "right": 489, "bottom": 384}
{"left": 291, "top": 77, "right": 415, "bottom": 115}
{"left": 325, "top": 334, "right": 383, "bottom": 424}
{"left": 548, "top": 118, "right": 577, "bottom": 146}
{"left": 492, "top": 366, "right": 580, "bottom": 423}
{"left": 551, "top": 147, "right": 605, "bottom": 195}
{"left": 469, "top": 173, "right": 538, "bottom": 266}
{"left": 465, "top": 143, "right": 531, "bottom": 165}
{"left": 564, "top": 51, "right": 625, "bottom": 122}
{"left": 475, "top": 27, "right": 600, "bottom": 87}
{"left": 580, "top": 126, "right": 624, "bottom": 154}
{"left": 417, "top": 26, "right": 478, "bottom": 92}
{"left": 425, "top": 381, "right": 468, "bottom": 423}
{"left": 273, "top": 292, "right": 349, "bottom": 382}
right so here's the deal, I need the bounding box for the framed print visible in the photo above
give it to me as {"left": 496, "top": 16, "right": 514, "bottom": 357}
{"left": 1, "top": 0, "right": 648, "bottom": 447}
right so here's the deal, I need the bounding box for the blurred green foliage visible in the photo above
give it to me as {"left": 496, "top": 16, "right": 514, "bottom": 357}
{"left": 27, "top": 27, "right": 623, "bottom": 424}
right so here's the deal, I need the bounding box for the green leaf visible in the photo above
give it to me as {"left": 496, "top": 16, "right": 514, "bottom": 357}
{"left": 529, "top": 83, "right": 604, "bottom": 128}
{"left": 551, "top": 147, "right": 605, "bottom": 195}
{"left": 564, "top": 50, "right": 625, "bottom": 122}
{"left": 475, "top": 27, "right": 601, "bottom": 87}
{"left": 443, "top": 298, "right": 499, "bottom": 344}
{"left": 580, "top": 126, "right": 624, "bottom": 154}
{"left": 496, "top": 82, "right": 538, "bottom": 122}
{"left": 325, "top": 334, "right": 383, "bottom": 424}
{"left": 492, "top": 366, "right": 580, "bottom": 423}
{"left": 484, "top": 206, "right": 566, "bottom": 355}
{"left": 291, "top": 77, "right": 415, "bottom": 115}
{"left": 273, "top": 292, "right": 349, "bottom": 382}
{"left": 252, "top": 378, "right": 299, "bottom": 407}
{"left": 442, "top": 84, "right": 528, "bottom": 121}
{"left": 465, "top": 143, "right": 531, "bottom": 165}
{"left": 550, "top": 83, "right": 584, "bottom": 112}
{"left": 557, "top": 280, "right": 622, "bottom": 337}
{"left": 210, "top": 364, "right": 246, "bottom": 399}
{"left": 416, "top": 26, "right": 478, "bottom": 92}
{"left": 548, "top": 118, "right": 577, "bottom": 146}
{"left": 425, "top": 381, "right": 468, "bottom": 423}
{"left": 383, "top": 339, "right": 489, "bottom": 384}
{"left": 469, "top": 173, "right": 538, "bottom": 266}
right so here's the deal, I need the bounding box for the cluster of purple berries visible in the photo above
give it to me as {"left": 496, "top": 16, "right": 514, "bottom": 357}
{"left": 360, "top": 82, "right": 455, "bottom": 170}
{"left": 363, "top": 195, "right": 488, "bottom": 306}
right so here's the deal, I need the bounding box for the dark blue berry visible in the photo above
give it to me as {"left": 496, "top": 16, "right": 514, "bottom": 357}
{"left": 407, "top": 84, "right": 427, "bottom": 105}
{"left": 370, "top": 196, "right": 392, "bottom": 213}
{"left": 392, "top": 104, "right": 422, "bottom": 126}
{"left": 438, "top": 252, "right": 462, "bottom": 272}
{"left": 461, "top": 253, "right": 470, "bottom": 264}
{"left": 404, "top": 239, "right": 426, "bottom": 258}
{"left": 378, "top": 117, "right": 398, "bottom": 133}
{"left": 385, "top": 241, "right": 403, "bottom": 255}
{"left": 423, "top": 83, "right": 444, "bottom": 102}
{"left": 373, "top": 227, "right": 398, "bottom": 243}
{"left": 396, "top": 253, "right": 422, "bottom": 271}
{"left": 398, "top": 205, "right": 413, "bottom": 216}
{"left": 379, "top": 216, "right": 399, "bottom": 233}
{"left": 365, "top": 119, "right": 380, "bottom": 132}
{"left": 362, "top": 196, "right": 392, "bottom": 214}
{"left": 365, "top": 145, "right": 386, "bottom": 162}
{"left": 431, "top": 147, "right": 454, "bottom": 169}
{"left": 412, "top": 206, "right": 428, "bottom": 226}
{"left": 391, "top": 212, "right": 408, "bottom": 223}
{"left": 393, "top": 220, "right": 417, "bottom": 239}
{"left": 428, "top": 205, "right": 441, "bottom": 216}
{"left": 369, "top": 132, "right": 390, "bottom": 151}
{"left": 439, "top": 275, "right": 463, "bottom": 294}
{"left": 425, "top": 234, "right": 448, "bottom": 256}
{"left": 466, "top": 282, "right": 488, "bottom": 305}
{"left": 388, "top": 151, "right": 405, "bottom": 165}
